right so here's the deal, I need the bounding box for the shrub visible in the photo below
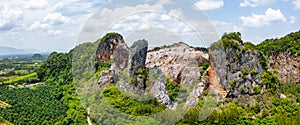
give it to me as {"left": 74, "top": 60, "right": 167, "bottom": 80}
{"left": 229, "top": 80, "right": 237, "bottom": 89}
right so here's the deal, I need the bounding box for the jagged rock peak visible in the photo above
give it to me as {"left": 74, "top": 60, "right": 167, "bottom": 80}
{"left": 209, "top": 32, "right": 264, "bottom": 98}
{"left": 128, "top": 39, "right": 148, "bottom": 76}
{"left": 95, "top": 32, "right": 125, "bottom": 63}
{"left": 125, "top": 39, "right": 148, "bottom": 95}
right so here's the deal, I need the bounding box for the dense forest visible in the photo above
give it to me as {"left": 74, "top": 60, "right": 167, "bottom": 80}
{"left": 0, "top": 86, "right": 67, "bottom": 124}
{"left": 256, "top": 30, "right": 300, "bottom": 57}
{"left": 1, "top": 31, "right": 300, "bottom": 124}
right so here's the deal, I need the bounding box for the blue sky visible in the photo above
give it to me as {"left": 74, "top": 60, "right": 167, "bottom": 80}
{"left": 0, "top": 0, "right": 299, "bottom": 52}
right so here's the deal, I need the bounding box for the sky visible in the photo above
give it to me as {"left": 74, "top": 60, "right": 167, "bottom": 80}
{"left": 0, "top": 0, "right": 299, "bottom": 52}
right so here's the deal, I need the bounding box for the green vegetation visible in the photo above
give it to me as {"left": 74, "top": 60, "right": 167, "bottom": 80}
{"left": 37, "top": 52, "right": 72, "bottom": 85}
{"left": 253, "top": 86, "right": 261, "bottom": 95}
{"left": 280, "top": 82, "right": 300, "bottom": 102}
{"left": 36, "top": 51, "right": 88, "bottom": 124}
{"left": 136, "top": 68, "right": 148, "bottom": 79}
{"left": 229, "top": 80, "right": 237, "bottom": 89}
{"left": 261, "top": 71, "right": 280, "bottom": 94}
{"left": 256, "top": 30, "right": 300, "bottom": 56}
{"left": 102, "top": 86, "right": 166, "bottom": 116}
{"left": 200, "top": 62, "right": 209, "bottom": 75}
{"left": 194, "top": 47, "right": 209, "bottom": 53}
{"left": 148, "top": 46, "right": 164, "bottom": 52}
{"left": 1, "top": 72, "right": 39, "bottom": 85}
{"left": 210, "top": 32, "right": 243, "bottom": 50}
{"left": 95, "top": 61, "right": 111, "bottom": 73}
{"left": 95, "top": 32, "right": 121, "bottom": 45}
{"left": 258, "top": 53, "right": 268, "bottom": 69}
{"left": 241, "top": 69, "right": 249, "bottom": 79}
{"left": 0, "top": 116, "right": 13, "bottom": 125}
{"left": 243, "top": 42, "right": 256, "bottom": 51}
{"left": 164, "top": 78, "right": 180, "bottom": 101}
{"left": 0, "top": 100, "right": 11, "bottom": 108}
{"left": 0, "top": 85, "right": 68, "bottom": 124}
{"left": 1, "top": 31, "right": 300, "bottom": 124}
{"left": 0, "top": 55, "right": 44, "bottom": 85}
{"left": 177, "top": 91, "right": 300, "bottom": 125}
{"left": 251, "top": 68, "right": 257, "bottom": 76}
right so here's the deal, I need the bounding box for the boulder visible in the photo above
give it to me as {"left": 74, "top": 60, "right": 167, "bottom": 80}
{"left": 149, "top": 76, "right": 171, "bottom": 106}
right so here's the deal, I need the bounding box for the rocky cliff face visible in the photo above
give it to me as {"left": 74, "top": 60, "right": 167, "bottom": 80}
{"left": 146, "top": 42, "right": 209, "bottom": 86}
{"left": 209, "top": 33, "right": 264, "bottom": 98}
{"left": 95, "top": 33, "right": 209, "bottom": 107}
{"left": 119, "top": 40, "right": 148, "bottom": 95}
{"left": 95, "top": 32, "right": 300, "bottom": 108}
{"left": 145, "top": 42, "right": 209, "bottom": 106}
{"left": 269, "top": 52, "right": 300, "bottom": 83}
{"left": 96, "top": 33, "right": 125, "bottom": 63}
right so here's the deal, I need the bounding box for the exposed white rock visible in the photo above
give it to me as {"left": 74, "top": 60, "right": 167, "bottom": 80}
{"left": 149, "top": 76, "right": 171, "bottom": 107}
{"left": 146, "top": 42, "right": 208, "bottom": 86}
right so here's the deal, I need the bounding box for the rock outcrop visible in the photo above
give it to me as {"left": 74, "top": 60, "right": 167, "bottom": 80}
{"left": 112, "top": 42, "right": 129, "bottom": 70}
{"left": 209, "top": 33, "right": 264, "bottom": 98}
{"left": 96, "top": 33, "right": 125, "bottom": 63}
{"left": 150, "top": 76, "right": 171, "bottom": 106}
{"left": 269, "top": 52, "right": 300, "bottom": 83}
{"left": 120, "top": 40, "right": 148, "bottom": 95}
{"left": 148, "top": 67, "right": 172, "bottom": 106}
{"left": 95, "top": 33, "right": 210, "bottom": 107}
{"left": 98, "top": 70, "right": 114, "bottom": 89}
{"left": 146, "top": 42, "right": 210, "bottom": 107}
{"left": 96, "top": 33, "right": 127, "bottom": 89}
{"left": 146, "top": 42, "right": 209, "bottom": 86}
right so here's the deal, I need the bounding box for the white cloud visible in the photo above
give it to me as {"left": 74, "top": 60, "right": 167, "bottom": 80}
{"left": 46, "top": 30, "right": 63, "bottom": 36}
{"left": 43, "top": 12, "right": 70, "bottom": 25}
{"left": 194, "top": 0, "right": 224, "bottom": 10}
{"left": 29, "top": 21, "right": 51, "bottom": 30}
{"left": 239, "top": 8, "right": 286, "bottom": 28}
{"left": 240, "top": 0, "right": 276, "bottom": 7}
{"left": 110, "top": 12, "right": 193, "bottom": 34}
{"left": 29, "top": 12, "right": 70, "bottom": 36}
{"left": 0, "top": 5, "right": 23, "bottom": 31}
{"left": 157, "top": 0, "right": 172, "bottom": 4}
{"left": 212, "top": 20, "right": 243, "bottom": 35}
{"left": 290, "top": 16, "right": 296, "bottom": 23}
{"left": 293, "top": 0, "right": 300, "bottom": 10}
{"left": 25, "top": 0, "right": 48, "bottom": 10}
{"left": 107, "top": 11, "right": 210, "bottom": 47}
{"left": 79, "top": 3, "right": 165, "bottom": 42}
{"left": 168, "top": 9, "right": 184, "bottom": 18}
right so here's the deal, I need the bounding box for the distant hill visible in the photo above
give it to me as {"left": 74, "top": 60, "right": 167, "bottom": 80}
{"left": 256, "top": 30, "right": 300, "bottom": 56}
{"left": 0, "top": 46, "right": 41, "bottom": 55}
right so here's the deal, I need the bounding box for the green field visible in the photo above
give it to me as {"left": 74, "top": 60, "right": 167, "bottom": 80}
{"left": 1, "top": 73, "right": 38, "bottom": 85}
{"left": 0, "top": 101, "right": 11, "bottom": 108}
{"left": 0, "top": 101, "right": 12, "bottom": 125}
{"left": 0, "top": 55, "right": 44, "bottom": 86}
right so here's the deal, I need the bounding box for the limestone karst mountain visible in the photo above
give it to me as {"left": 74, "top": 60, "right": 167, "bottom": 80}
{"left": 95, "top": 33, "right": 209, "bottom": 107}
{"left": 94, "top": 31, "right": 300, "bottom": 108}
{"left": 209, "top": 33, "right": 265, "bottom": 98}
{"left": 29, "top": 31, "right": 300, "bottom": 124}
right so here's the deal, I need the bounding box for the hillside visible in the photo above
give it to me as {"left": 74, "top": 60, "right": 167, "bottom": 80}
{"left": 256, "top": 31, "right": 300, "bottom": 84}
{"left": 256, "top": 30, "right": 300, "bottom": 57}
{"left": 0, "top": 46, "right": 40, "bottom": 56}
{"left": 77, "top": 32, "right": 300, "bottom": 124}
{"left": 2, "top": 31, "right": 299, "bottom": 125}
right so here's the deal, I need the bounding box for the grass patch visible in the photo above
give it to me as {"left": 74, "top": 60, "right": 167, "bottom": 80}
{"left": 0, "top": 101, "right": 11, "bottom": 108}
{"left": 102, "top": 86, "right": 166, "bottom": 116}
{"left": 2, "top": 72, "right": 39, "bottom": 85}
